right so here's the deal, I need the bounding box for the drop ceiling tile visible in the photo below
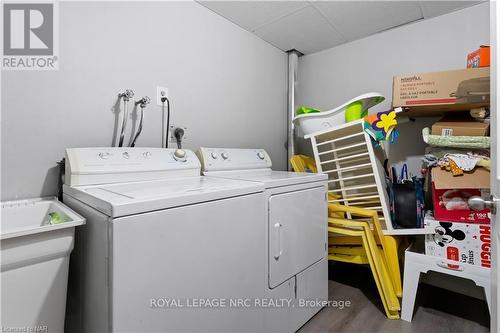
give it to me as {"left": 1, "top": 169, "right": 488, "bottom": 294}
{"left": 253, "top": 6, "right": 346, "bottom": 54}
{"left": 198, "top": 1, "right": 309, "bottom": 31}
{"left": 419, "top": 1, "right": 483, "bottom": 19}
{"left": 314, "top": 1, "right": 424, "bottom": 41}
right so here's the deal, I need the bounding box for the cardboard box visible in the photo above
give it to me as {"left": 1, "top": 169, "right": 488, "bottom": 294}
{"left": 431, "top": 167, "right": 490, "bottom": 223}
{"left": 432, "top": 185, "right": 491, "bottom": 224}
{"left": 432, "top": 167, "right": 490, "bottom": 190}
{"left": 431, "top": 117, "right": 490, "bottom": 136}
{"left": 467, "top": 45, "right": 490, "bottom": 68}
{"left": 425, "top": 219, "right": 491, "bottom": 268}
{"left": 392, "top": 68, "right": 490, "bottom": 114}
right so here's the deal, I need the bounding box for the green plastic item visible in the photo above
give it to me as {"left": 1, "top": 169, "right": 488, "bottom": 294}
{"left": 422, "top": 127, "right": 490, "bottom": 149}
{"left": 345, "top": 101, "right": 367, "bottom": 122}
{"left": 296, "top": 106, "right": 321, "bottom": 116}
{"left": 48, "top": 212, "right": 63, "bottom": 225}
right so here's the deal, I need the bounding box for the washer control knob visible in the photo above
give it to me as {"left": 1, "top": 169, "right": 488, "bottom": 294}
{"left": 257, "top": 152, "right": 265, "bottom": 160}
{"left": 143, "top": 151, "right": 152, "bottom": 159}
{"left": 221, "top": 152, "right": 229, "bottom": 160}
{"left": 174, "top": 149, "right": 187, "bottom": 161}
{"left": 98, "top": 152, "right": 111, "bottom": 159}
{"left": 122, "top": 152, "right": 130, "bottom": 159}
{"left": 211, "top": 152, "right": 218, "bottom": 159}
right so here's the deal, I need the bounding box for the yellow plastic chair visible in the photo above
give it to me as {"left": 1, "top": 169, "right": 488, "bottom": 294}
{"left": 290, "top": 154, "right": 318, "bottom": 174}
{"left": 327, "top": 223, "right": 405, "bottom": 298}
{"left": 290, "top": 155, "right": 404, "bottom": 298}
{"left": 328, "top": 204, "right": 400, "bottom": 319}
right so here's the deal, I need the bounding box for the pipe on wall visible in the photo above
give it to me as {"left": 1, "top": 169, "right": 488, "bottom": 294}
{"left": 286, "top": 49, "right": 302, "bottom": 171}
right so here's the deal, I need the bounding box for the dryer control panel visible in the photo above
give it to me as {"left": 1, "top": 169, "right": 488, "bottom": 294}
{"left": 197, "top": 147, "right": 272, "bottom": 172}
{"left": 65, "top": 147, "right": 201, "bottom": 186}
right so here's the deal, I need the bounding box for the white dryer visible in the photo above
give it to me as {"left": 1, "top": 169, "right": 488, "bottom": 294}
{"left": 62, "top": 147, "right": 267, "bottom": 333}
{"left": 197, "top": 148, "right": 328, "bottom": 333}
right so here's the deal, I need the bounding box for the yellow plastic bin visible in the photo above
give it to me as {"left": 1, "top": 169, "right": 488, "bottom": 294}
{"left": 1, "top": 197, "right": 85, "bottom": 333}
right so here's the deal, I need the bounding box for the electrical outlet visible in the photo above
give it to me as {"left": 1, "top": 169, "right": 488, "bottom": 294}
{"left": 156, "top": 86, "right": 169, "bottom": 106}
{"left": 169, "top": 125, "right": 188, "bottom": 142}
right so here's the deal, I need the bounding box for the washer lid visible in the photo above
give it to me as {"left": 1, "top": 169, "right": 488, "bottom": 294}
{"left": 63, "top": 176, "right": 264, "bottom": 217}
{"left": 203, "top": 170, "right": 327, "bottom": 189}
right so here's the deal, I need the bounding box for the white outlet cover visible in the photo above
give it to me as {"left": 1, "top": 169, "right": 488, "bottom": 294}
{"left": 169, "top": 125, "right": 188, "bottom": 141}
{"left": 156, "top": 86, "right": 169, "bottom": 106}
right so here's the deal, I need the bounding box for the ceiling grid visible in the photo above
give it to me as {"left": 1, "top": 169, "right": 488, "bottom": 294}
{"left": 198, "top": 1, "right": 484, "bottom": 54}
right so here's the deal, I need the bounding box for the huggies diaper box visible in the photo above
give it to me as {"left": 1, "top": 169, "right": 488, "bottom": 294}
{"left": 425, "top": 218, "right": 491, "bottom": 268}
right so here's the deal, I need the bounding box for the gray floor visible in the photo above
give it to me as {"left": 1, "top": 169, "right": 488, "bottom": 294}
{"left": 298, "top": 262, "right": 490, "bottom": 333}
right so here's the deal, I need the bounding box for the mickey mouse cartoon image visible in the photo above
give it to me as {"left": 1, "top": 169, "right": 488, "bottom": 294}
{"left": 433, "top": 222, "right": 466, "bottom": 247}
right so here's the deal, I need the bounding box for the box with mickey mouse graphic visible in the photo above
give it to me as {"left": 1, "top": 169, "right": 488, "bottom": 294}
{"left": 424, "top": 216, "right": 491, "bottom": 268}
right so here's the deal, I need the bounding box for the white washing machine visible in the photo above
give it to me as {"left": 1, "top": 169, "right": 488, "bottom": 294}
{"left": 62, "top": 147, "right": 267, "bottom": 333}
{"left": 197, "top": 148, "right": 328, "bottom": 333}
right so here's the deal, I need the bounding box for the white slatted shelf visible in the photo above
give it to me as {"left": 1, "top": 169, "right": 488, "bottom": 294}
{"left": 328, "top": 184, "right": 378, "bottom": 192}
{"left": 319, "top": 152, "right": 370, "bottom": 165}
{"left": 316, "top": 131, "right": 364, "bottom": 146}
{"left": 327, "top": 173, "right": 375, "bottom": 183}
{"left": 318, "top": 142, "right": 367, "bottom": 155}
{"left": 306, "top": 119, "right": 428, "bottom": 235}
{"left": 325, "top": 163, "right": 373, "bottom": 173}
{"left": 335, "top": 149, "right": 369, "bottom": 159}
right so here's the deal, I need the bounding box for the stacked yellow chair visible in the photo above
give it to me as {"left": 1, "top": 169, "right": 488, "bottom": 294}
{"left": 290, "top": 155, "right": 403, "bottom": 319}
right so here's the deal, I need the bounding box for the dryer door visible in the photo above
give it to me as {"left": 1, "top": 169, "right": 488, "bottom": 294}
{"left": 268, "top": 186, "right": 327, "bottom": 288}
